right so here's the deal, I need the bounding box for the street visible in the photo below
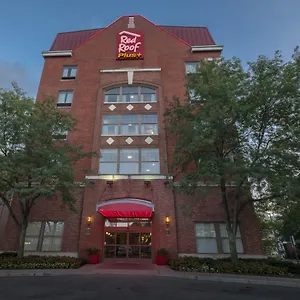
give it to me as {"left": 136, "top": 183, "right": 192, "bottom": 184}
{"left": 0, "top": 275, "right": 298, "bottom": 300}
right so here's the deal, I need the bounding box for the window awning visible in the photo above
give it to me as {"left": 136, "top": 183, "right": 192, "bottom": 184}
{"left": 96, "top": 199, "right": 154, "bottom": 218}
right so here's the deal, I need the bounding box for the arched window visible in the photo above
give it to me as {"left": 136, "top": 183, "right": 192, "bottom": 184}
{"left": 104, "top": 86, "right": 156, "bottom": 103}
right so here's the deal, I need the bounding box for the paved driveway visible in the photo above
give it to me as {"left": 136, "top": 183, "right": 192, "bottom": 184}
{"left": 0, "top": 274, "right": 299, "bottom": 299}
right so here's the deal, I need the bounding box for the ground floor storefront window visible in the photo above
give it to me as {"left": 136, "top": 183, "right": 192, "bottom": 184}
{"left": 195, "top": 222, "right": 244, "bottom": 254}
{"left": 24, "top": 221, "right": 64, "bottom": 252}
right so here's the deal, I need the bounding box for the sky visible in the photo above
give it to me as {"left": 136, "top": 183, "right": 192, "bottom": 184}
{"left": 1, "top": 0, "right": 300, "bottom": 97}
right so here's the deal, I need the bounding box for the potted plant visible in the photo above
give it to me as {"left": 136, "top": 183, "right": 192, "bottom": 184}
{"left": 87, "top": 248, "right": 101, "bottom": 264}
{"left": 156, "top": 248, "right": 169, "bottom": 265}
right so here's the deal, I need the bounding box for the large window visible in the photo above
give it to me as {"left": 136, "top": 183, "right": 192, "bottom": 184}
{"left": 57, "top": 90, "right": 73, "bottom": 107}
{"left": 102, "top": 114, "right": 158, "bottom": 136}
{"left": 104, "top": 86, "right": 156, "bottom": 103}
{"left": 99, "top": 148, "right": 160, "bottom": 174}
{"left": 185, "top": 61, "right": 200, "bottom": 73}
{"left": 24, "top": 221, "right": 64, "bottom": 252}
{"left": 62, "top": 66, "right": 77, "bottom": 79}
{"left": 195, "top": 223, "right": 244, "bottom": 254}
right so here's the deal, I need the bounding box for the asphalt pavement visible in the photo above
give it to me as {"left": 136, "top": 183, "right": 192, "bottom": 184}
{"left": 0, "top": 274, "right": 299, "bottom": 300}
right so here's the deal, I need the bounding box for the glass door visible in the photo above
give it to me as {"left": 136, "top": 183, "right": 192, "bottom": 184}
{"left": 104, "top": 231, "right": 152, "bottom": 260}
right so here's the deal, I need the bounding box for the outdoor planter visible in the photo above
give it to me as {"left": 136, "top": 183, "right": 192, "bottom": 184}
{"left": 156, "top": 248, "right": 169, "bottom": 265}
{"left": 87, "top": 248, "right": 101, "bottom": 264}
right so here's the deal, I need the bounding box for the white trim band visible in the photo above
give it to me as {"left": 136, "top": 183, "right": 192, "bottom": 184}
{"left": 86, "top": 175, "right": 172, "bottom": 180}
{"left": 96, "top": 198, "right": 155, "bottom": 212}
{"left": 42, "top": 50, "right": 73, "bottom": 57}
{"left": 100, "top": 68, "right": 161, "bottom": 73}
{"left": 191, "top": 45, "right": 223, "bottom": 52}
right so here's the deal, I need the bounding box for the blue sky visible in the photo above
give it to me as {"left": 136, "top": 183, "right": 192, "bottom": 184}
{"left": 1, "top": 0, "right": 300, "bottom": 96}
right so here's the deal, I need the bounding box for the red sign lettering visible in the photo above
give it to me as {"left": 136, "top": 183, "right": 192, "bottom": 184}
{"left": 117, "top": 31, "right": 144, "bottom": 60}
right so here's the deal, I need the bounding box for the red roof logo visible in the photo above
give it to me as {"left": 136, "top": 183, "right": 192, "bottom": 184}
{"left": 117, "top": 31, "right": 144, "bottom": 60}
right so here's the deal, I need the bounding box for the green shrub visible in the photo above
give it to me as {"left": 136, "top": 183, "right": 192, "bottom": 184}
{"left": 87, "top": 248, "right": 100, "bottom": 255}
{"left": 0, "top": 252, "right": 17, "bottom": 258}
{"left": 0, "top": 255, "right": 85, "bottom": 269}
{"left": 168, "top": 256, "right": 299, "bottom": 277}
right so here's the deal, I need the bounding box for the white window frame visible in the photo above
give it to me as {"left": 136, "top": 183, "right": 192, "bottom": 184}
{"left": 62, "top": 66, "right": 77, "bottom": 79}
{"left": 104, "top": 86, "right": 157, "bottom": 103}
{"left": 99, "top": 148, "right": 160, "bottom": 175}
{"left": 24, "top": 221, "right": 64, "bottom": 252}
{"left": 185, "top": 61, "right": 200, "bottom": 74}
{"left": 102, "top": 114, "right": 158, "bottom": 136}
{"left": 57, "top": 90, "right": 73, "bottom": 107}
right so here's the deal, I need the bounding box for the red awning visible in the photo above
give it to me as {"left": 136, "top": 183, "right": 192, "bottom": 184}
{"left": 97, "top": 199, "right": 154, "bottom": 218}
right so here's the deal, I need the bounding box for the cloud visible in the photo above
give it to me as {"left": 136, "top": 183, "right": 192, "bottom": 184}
{"left": 0, "top": 61, "right": 38, "bottom": 97}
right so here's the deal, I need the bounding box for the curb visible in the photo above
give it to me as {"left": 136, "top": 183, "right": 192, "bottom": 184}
{"left": 159, "top": 272, "right": 300, "bottom": 288}
{"left": 0, "top": 269, "right": 300, "bottom": 288}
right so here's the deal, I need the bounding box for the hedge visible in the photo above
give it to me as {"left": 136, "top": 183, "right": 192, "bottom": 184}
{"left": 0, "top": 253, "right": 86, "bottom": 269}
{"left": 168, "top": 257, "right": 300, "bottom": 277}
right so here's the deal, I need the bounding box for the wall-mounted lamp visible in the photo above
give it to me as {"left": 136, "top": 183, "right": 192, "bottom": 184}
{"left": 86, "top": 216, "right": 92, "bottom": 235}
{"left": 144, "top": 180, "right": 151, "bottom": 187}
{"left": 87, "top": 216, "right": 92, "bottom": 225}
{"left": 106, "top": 180, "right": 114, "bottom": 187}
{"left": 165, "top": 216, "right": 170, "bottom": 235}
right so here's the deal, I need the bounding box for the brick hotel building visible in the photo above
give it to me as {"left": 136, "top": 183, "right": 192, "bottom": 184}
{"left": 0, "top": 15, "right": 264, "bottom": 262}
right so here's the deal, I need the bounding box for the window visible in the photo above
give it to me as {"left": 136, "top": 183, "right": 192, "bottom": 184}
{"left": 99, "top": 148, "right": 160, "bottom": 174}
{"left": 102, "top": 114, "right": 158, "bottom": 136}
{"left": 188, "top": 88, "right": 201, "bottom": 101}
{"left": 195, "top": 223, "right": 218, "bottom": 253}
{"left": 220, "top": 223, "right": 244, "bottom": 253}
{"left": 24, "top": 221, "right": 64, "bottom": 252}
{"left": 185, "top": 61, "right": 200, "bottom": 73}
{"left": 195, "top": 223, "right": 244, "bottom": 254}
{"left": 62, "top": 66, "right": 77, "bottom": 79}
{"left": 52, "top": 129, "right": 68, "bottom": 140}
{"left": 104, "top": 86, "right": 157, "bottom": 103}
{"left": 57, "top": 90, "right": 73, "bottom": 107}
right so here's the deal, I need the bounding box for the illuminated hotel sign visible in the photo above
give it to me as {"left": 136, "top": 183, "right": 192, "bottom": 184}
{"left": 117, "top": 31, "right": 144, "bottom": 60}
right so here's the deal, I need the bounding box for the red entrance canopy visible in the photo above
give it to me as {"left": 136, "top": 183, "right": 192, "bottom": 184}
{"left": 97, "top": 199, "right": 154, "bottom": 218}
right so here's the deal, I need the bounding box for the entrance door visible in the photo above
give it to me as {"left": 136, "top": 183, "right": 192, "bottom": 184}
{"left": 105, "top": 231, "right": 152, "bottom": 261}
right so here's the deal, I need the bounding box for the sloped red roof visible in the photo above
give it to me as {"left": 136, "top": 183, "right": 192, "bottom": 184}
{"left": 50, "top": 25, "right": 215, "bottom": 51}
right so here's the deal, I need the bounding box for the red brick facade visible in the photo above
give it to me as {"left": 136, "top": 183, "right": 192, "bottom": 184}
{"left": 0, "top": 15, "right": 264, "bottom": 260}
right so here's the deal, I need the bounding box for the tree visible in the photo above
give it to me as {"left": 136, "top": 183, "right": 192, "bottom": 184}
{"left": 164, "top": 49, "right": 300, "bottom": 263}
{"left": 0, "top": 83, "right": 93, "bottom": 257}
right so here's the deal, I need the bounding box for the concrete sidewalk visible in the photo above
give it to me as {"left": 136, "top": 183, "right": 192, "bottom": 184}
{"left": 0, "top": 264, "right": 299, "bottom": 288}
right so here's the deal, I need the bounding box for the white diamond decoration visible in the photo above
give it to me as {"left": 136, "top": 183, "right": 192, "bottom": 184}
{"left": 126, "top": 104, "right": 134, "bottom": 111}
{"left": 106, "top": 137, "right": 114, "bottom": 145}
{"left": 125, "top": 137, "right": 134, "bottom": 144}
{"left": 109, "top": 104, "right": 116, "bottom": 111}
{"left": 144, "top": 104, "right": 152, "bottom": 110}
{"left": 145, "top": 137, "right": 153, "bottom": 144}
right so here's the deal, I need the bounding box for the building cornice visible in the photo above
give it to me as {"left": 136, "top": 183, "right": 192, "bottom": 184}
{"left": 191, "top": 45, "right": 223, "bottom": 52}
{"left": 42, "top": 50, "right": 73, "bottom": 58}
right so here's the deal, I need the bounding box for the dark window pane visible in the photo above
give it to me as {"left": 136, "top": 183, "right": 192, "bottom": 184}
{"left": 120, "top": 149, "right": 139, "bottom": 161}
{"left": 119, "top": 163, "right": 139, "bottom": 174}
{"left": 122, "top": 94, "right": 138, "bottom": 102}
{"left": 141, "top": 93, "right": 156, "bottom": 102}
{"left": 99, "top": 163, "right": 118, "bottom": 174}
{"left": 141, "top": 87, "right": 155, "bottom": 94}
{"left": 141, "top": 124, "right": 157, "bottom": 135}
{"left": 122, "top": 86, "right": 138, "bottom": 94}
{"left": 121, "top": 115, "right": 139, "bottom": 124}
{"left": 100, "top": 149, "right": 118, "bottom": 162}
{"left": 105, "top": 95, "right": 120, "bottom": 102}
{"left": 141, "top": 162, "right": 160, "bottom": 174}
{"left": 141, "top": 114, "right": 157, "bottom": 124}
{"left": 105, "top": 88, "right": 120, "bottom": 95}
{"left": 141, "top": 149, "right": 159, "bottom": 161}
{"left": 103, "top": 115, "right": 120, "bottom": 124}
{"left": 120, "top": 124, "right": 139, "bottom": 135}
{"left": 102, "top": 125, "right": 118, "bottom": 135}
